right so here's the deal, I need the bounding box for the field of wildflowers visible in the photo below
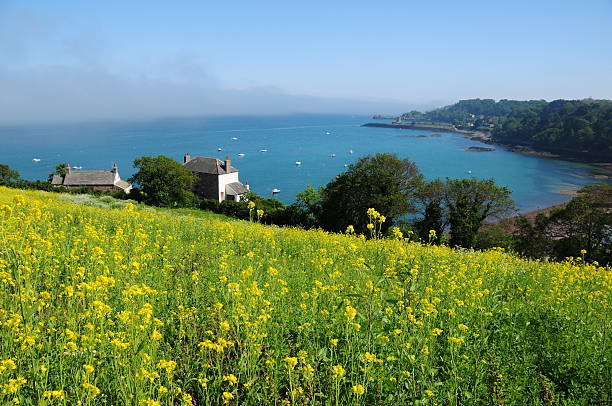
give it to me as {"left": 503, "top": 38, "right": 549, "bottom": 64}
{"left": 0, "top": 186, "right": 610, "bottom": 405}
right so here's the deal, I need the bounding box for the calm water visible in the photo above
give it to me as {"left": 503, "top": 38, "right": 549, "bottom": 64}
{"left": 0, "top": 114, "right": 604, "bottom": 212}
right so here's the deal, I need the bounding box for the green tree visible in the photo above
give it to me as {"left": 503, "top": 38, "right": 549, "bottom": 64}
{"left": 513, "top": 184, "right": 612, "bottom": 264}
{"left": 293, "top": 184, "right": 322, "bottom": 226}
{"left": 444, "top": 178, "right": 515, "bottom": 248}
{"left": 547, "top": 186, "right": 612, "bottom": 264}
{"left": 413, "top": 178, "right": 445, "bottom": 243}
{"left": 129, "top": 155, "right": 197, "bottom": 207}
{"left": 47, "top": 163, "right": 69, "bottom": 181}
{"left": 319, "top": 153, "right": 424, "bottom": 234}
{"left": 513, "top": 214, "right": 552, "bottom": 258}
{"left": 53, "top": 163, "right": 69, "bottom": 177}
{"left": 0, "top": 164, "right": 20, "bottom": 184}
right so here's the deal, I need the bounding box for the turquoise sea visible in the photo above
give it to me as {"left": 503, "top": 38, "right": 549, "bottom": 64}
{"left": 0, "top": 114, "right": 605, "bottom": 212}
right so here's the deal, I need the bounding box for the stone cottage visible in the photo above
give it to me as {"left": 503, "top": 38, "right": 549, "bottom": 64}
{"left": 183, "top": 153, "right": 249, "bottom": 202}
{"left": 51, "top": 163, "right": 132, "bottom": 193}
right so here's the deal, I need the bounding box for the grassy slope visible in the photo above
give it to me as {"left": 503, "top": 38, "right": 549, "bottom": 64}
{"left": 0, "top": 187, "right": 610, "bottom": 405}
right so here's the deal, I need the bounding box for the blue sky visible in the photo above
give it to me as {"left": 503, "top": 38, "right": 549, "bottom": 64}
{"left": 0, "top": 0, "right": 611, "bottom": 123}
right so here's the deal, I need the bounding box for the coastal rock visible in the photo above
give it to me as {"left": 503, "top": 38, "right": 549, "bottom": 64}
{"left": 398, "top": 133, "right": 443, "bottom": 138}
{"left": 465, "top": 146, "right": 495, "bottom": 152}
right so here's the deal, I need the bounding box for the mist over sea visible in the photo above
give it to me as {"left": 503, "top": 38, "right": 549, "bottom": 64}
{"left": 0, "top": 114, "right": 602, "bottom": 212}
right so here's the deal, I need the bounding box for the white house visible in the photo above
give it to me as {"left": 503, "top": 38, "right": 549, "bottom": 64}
{"left": 183, "top": 153, "right": 249, "bottom": 202}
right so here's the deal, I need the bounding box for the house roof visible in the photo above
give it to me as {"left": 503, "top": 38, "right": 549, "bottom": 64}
{"left": 51, "top": 168, "right": 132, "bottom": 191}
{"left": 50, "top": 174, "right": 64, "bottom": 185}
{"left": 225, "top": 182, "right": 249, "bottom": 195}
{"left": 114, "top": 180, "right": 132, "bottom": 191}
{"left": 62, "top": 170, "right": 116, "bottom": 186}
{"left": 184, "top": 157, "right": 237, "bottom": 175}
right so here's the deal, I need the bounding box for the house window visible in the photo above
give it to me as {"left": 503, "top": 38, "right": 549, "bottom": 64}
{"left": 227, "top": 194, "right": 235, "bottom": 201}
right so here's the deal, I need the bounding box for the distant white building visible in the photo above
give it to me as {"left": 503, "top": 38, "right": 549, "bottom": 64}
{"left": 183, "top": 153, "right": 249, "bottom": 202}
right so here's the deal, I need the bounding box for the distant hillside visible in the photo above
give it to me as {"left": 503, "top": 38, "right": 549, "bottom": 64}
{"left": 402, "top": 98, "right": 612, "bottom": 161}
{"left": 401, "top": 99, "right": 545, "bottom": 130}
{"left": 493, "top": 99, "right": 612, "bottom": 160}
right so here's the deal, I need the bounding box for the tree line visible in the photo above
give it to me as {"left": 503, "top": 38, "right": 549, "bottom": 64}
{"left": 402, "top": 98, "right": 545, "bottom": 126}
{"left": 494, "top": 99, "right": 612, "bottom": 159}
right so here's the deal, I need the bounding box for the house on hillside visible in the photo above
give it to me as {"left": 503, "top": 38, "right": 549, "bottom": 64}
{"left": 50, "top": 163, "right": 132, "bottom": 193}
{"left": 183, "top": 153, "right": 249, "bottom": 202}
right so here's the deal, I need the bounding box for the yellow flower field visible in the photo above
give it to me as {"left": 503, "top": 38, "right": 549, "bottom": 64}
{"left": 0, "top": 187, "right": 610, "bottom": 405}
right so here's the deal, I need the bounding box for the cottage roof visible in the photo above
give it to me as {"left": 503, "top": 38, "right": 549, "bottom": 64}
{"left": 62, "top": 171, "right": 116, "bottom": 186}
{"left": 184, "top": 157, "right": 237, "bottom": 175}
{"left": 50, "top": 174, "right": 64, "bottom": 185}
{"left": 115, "top": 180, "right": 132, "bottom": 190}
{"left": 50, "top": 166, "right": 132, "bottom": 192}
{"left": 225, "top": 182, "right": 249, "bottom": 196}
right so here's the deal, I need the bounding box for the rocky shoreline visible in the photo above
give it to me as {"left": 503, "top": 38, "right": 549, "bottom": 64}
{"left": 466, "top": 134, "right": 612, "bottom": 179}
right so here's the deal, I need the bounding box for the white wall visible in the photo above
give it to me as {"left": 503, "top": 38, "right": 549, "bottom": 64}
{"left": 218, "top": 172, "right": 240, "bottom": 201}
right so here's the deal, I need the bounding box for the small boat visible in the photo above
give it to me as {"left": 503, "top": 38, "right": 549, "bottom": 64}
{"left": 231, "top": 137, "right": 238, "bottom": 140}
{"left": 344, "top": 164, "right": 348, "bottom": 168}
{"left": 260, "top": 149, "right": 268, "bottom": 152}
{"left": 295, "top": 161, "right": 302, "bottom": 166}
{"left": 331, "top": 154, "right": 336, "bottom": 158}
{"left": 349, "top": 149, "right": 354, "bottom": 154}
{"left": 467, "top": 170, "right": 472, "bottom": 174}
{"left": 32, "top": 158, "right": 41, "bottom": 162}
{"left": 218, "top": 148, "right": 222, "bottom": 151}
{"left": 238, "top": 153, "right": 246, "bottom": 157}
{"left": 72, "top": 166, "right": 82, "bottom": 170}
{"left": 325, "top": 131, "right": 331, "bottom": 135}
{"left": 272, "top": 188, "right": 281, "bottom": 194}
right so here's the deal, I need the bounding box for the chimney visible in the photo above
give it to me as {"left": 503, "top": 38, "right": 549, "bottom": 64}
{"left": 184, "top": 152, "right": 191, "bottom": 163}
{"left": 245, "top": 180, "right": 250, "bottom": 191}
{"left": 225, "top": 156, "right": 231, "bottom": 171}
{"left": 112, "top": 163, "right": 118, "bottom": 173}
{"left": 65, "top": 163, "right": 71, "bottom": 174}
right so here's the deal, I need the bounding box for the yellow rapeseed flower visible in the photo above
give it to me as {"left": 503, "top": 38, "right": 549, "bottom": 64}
{"left": 42, "top": 390, "right": 65, "bottom": 400}
{"left": 330, "top": 364, "right": 345, "bottom": 377}
{"left": 283, "top": 357, "right": 298, "bottom": 369}
{"left": 223, "top": 374, "right": 238, "bottom": 385}
{"left": 344, "top": 305, "right": 357, "bottom": 320}
{"left": 222, "top": 391, "right": 234, "bottom": 402}
{"left": 82, "top": 383, "right": 101, "bottom": 397}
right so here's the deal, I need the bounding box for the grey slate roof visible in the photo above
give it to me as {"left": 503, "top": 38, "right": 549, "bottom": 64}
{"left": 51, "top": 168, "right": 132, "bottom": 192}
{"left": 115, "top": 180, "right": 132, "bottom": 190}
{"left": 225, "top": 182, "right": 249, "bottom": 195}
{"left": 62, "top": 171, "right": 116, "bottom": 186}
{"left": 50, "top": 174, "right": 64, "bottom": 185}
{"left": 184, "top": 157, "right": 237, "bottom": 175}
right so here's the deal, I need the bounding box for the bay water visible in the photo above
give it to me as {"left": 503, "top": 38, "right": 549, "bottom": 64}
{"left": 0, "top": 114, "right": 603, "bottom": 212}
